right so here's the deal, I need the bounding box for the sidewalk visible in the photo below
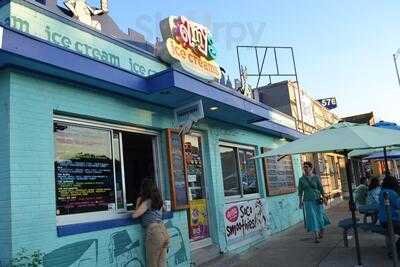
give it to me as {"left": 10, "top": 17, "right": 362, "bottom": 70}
{"left": 201, "top": 201, "right": 393, "bottom": 267}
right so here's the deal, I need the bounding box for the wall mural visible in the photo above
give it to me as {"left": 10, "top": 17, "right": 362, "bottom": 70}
{"left": 9, "top": 219, "right": 190, "bottom": 267}
{"left": 108, "top": 230, "right": 144, "bottom": 267}
{"left": 266, "top": 197, "right": 301, "bottom": 233}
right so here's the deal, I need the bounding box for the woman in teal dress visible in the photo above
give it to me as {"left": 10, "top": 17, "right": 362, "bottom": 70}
{"left": 298, "top": 161, "right": 331, "bottom": 243}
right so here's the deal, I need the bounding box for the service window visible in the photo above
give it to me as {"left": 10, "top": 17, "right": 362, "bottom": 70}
{"left": 219, "top": 143, "right": 259, "bottom": 198}
{"left": 54, "top": 118, "right": 160, "bottom": 224}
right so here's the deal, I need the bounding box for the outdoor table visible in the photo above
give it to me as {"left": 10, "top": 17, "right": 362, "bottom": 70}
{"left": 358, "top": 204, "right": 379, "bottom": 224}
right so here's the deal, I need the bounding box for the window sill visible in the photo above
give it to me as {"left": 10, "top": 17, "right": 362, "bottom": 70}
{"left": 224, "top": 194, "right": 261, "bottom": 204}
{"left": 56, "top": 211, "right": 174, "bottom": 237}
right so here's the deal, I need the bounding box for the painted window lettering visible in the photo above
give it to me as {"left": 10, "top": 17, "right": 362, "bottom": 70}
{"left": 225, "top": 199, "right": 267, "bottom": 241}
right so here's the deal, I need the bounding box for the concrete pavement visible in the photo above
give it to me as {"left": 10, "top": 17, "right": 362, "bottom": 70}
{"left": 201, "top": 201, "right": 394, "bottom": 267}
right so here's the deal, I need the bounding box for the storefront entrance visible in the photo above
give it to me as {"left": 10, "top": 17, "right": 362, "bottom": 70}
{"left": 184, "top": 133, "right": 212, "bottom": 249}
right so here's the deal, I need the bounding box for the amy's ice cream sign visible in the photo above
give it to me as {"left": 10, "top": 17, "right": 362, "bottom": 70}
{"left": 158, "top": 16, "right": 222, "bottom": 81}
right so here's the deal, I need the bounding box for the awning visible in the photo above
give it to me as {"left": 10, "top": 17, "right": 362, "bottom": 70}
{"left": 0, "top": 25, "right": 302, "bottom": 140}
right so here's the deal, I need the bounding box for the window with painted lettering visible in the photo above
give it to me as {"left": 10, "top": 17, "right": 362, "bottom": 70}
{"left": 219, "top": 143, "right": 259, "bottom": 197}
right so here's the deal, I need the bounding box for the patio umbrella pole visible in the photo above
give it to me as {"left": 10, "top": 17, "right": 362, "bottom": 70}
{"left": 345, "top": 153, "right": 363, "bottom": 266}
{"left": 384, "top": 147, "right": 390, "bottom": 176}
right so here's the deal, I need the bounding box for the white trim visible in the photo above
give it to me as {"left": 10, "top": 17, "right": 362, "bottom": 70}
{"left": 119, "top": 132, "right": 128, "bottom": 210}
{"left": 190, "top": 238, "right": 213, "bottom": 250}
{"left": 0, "top": 27, "right": 3, "bottom": 49}
{"left": 224, "top": 193, "right": 261, "bottom": 204}
{"left": 54, "top": 115, "right": 159, "bottom": 136}
{"left": 153, "top": 135, "right": 164, "bottom": 196}
{"left": 219, "top": 141, "right": 256, "bottom": 151}
{"left": 56, "top": 210, "right": 132, "bottom": 226}
{"left": 111, "top": 130, "right": 118, "bottom": 210}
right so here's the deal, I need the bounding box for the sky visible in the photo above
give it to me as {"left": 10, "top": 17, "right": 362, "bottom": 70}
{"left": 87, "top": 0, "right": 400, "bottom": 123}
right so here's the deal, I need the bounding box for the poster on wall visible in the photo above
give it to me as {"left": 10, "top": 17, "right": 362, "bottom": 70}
{"left": 189, "top": 199, "right": 209, "bottom": 241}
{"left": 262, "top": 148, "right": 296, "bottom": 196}
{"left": 224, "top": 199, "right": 267, "bottom": 242}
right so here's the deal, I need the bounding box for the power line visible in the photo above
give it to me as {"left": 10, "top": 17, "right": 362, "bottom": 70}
{"left": 394, "top": 49, "right": 400, "bottom": 87}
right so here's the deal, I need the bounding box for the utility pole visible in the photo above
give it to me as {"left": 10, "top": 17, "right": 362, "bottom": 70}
{"left": 394, "top": 49, "right": 400, "bottom": 87}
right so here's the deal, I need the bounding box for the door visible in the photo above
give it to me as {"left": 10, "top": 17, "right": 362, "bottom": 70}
{"left": 184, "top": 133, "right": 212, "bottom": 247}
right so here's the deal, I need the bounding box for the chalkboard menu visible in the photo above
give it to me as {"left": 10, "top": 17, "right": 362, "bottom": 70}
{"left": 54, "top": 123, "right": 115, "bottom": 215}
{"left": 167, "top": 129, "right": 189, "bottom": 210}
{"left": 262, "top": 147, "right": 296, "bottom": 196}
{"left": 55, "top": 158, "right": 114, "bottom": 215}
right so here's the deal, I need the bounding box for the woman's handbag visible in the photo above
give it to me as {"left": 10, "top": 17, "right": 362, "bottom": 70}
{"left": 304, "top": 176, "right": 324, "bottom": 205}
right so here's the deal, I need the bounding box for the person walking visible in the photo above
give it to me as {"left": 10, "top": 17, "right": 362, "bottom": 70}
{"left": 132, "top": 179, "right": 170, "bottom": 267}
{"left": 298, "top": 161, "right": 330, "bottom": 243}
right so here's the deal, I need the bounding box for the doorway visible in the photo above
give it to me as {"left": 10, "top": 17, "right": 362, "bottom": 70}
{"left": 184, "top": 133, "right": 212, "bottom": 249}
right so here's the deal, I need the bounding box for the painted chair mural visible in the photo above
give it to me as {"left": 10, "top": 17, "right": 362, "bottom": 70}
{"left": 43, "top": 239, "right": 98, "bottom": 267}
{"left": 108, "top": 230, "right": 144, "bottom": 267}
{"left": 10, "top": 218, "right": 190, "bottom": 267}
{"left": 165, "top": 220, "right": 188, "bottom": 266}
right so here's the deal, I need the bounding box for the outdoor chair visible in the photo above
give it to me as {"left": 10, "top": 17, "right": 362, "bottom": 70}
{"left": 358, "top": 204, "right": 379, "bottom": 224}
{"left": 338, "top": 217, "right": 360, "bottom": 247}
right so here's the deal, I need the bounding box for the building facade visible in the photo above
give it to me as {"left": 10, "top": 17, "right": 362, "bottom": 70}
{"left": 256, "top": 80, "right": 347, "bottom": 203}
{"left": 0, "top": 1, "right": 307, "bottom": 266}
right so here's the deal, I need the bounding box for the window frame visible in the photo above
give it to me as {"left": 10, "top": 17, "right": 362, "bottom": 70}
{"left": 54, "top": 115, "right": 163, "bottom": 226}
{"left": 219, "top": 141, "right": 260, "bottom": 202}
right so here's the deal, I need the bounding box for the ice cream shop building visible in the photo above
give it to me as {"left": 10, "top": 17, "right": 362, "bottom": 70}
{"left": 0, "top": 0, "right": 306, "bottom": 266}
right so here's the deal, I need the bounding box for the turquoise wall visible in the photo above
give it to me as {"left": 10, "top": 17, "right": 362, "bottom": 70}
{"left": 6, "top": 69, "right": 303, "bottom": 266}
{"left": 7, "top": 69, "right": 189, "bottom": 267}
{"left": 195, "top": 121, "right": 303, "bottom": 253}
{"left": 0, "top": 71, "right": 11, "bottom": 265}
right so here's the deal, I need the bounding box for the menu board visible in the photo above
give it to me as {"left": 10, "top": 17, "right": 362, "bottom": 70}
{"left": 54, "top": 122, "right": 115, "bottom": 216}
{"left": 262, "top": 147, "right": 296, "bottom": 196}
{"left": 184, "top": 135, "right": 204, "bottom": 200}
{"left": 167, "top": 129, "right": 189, "bottom": 210}
{"left": 55, "top": 158, "right": 114, "bottom": 215}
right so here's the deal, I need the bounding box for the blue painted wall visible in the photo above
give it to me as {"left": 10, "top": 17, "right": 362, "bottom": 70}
{"left": 195, "top": 121, "right": 303, "bottom": 253}
{"left": 6, "top": 69, "right": 303, "bottom": 266}
{"left": 0, "top": 71, "right": 11, "bottom": 265}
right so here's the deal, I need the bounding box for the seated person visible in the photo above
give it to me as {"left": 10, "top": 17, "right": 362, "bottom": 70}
{"left": 354, "top": 177, "right": 368, "bottom": 207}
{"left": 379, "top": 175, "right": 400, "bottom": 255}
{"left": 365, "top": 177, "right": 381, "bottom": 223}
{"left": 367, "top": 177, "right": 381, "bottom": 207}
